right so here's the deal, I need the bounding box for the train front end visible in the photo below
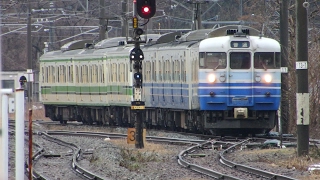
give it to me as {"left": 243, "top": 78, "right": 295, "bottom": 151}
{"left": 198, "top": 30, "right": 281, "bottom": 135}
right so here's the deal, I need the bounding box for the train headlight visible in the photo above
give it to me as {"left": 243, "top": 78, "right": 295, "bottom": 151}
{"left": 263, "top": 74, "right": 272, "bottom": 83}
{"left": 208, "top": 74, "right": 216, "bottom": 83}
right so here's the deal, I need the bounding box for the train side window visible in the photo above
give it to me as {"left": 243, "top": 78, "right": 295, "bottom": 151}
{"left": 166, "top": 60, "right": 170, "bottom": 82}
{"left": 117, "top": 63, "right": 120, "bottom": 83}
{"left": 205, "top": 52, "right": 226, "bottom": 69}
{"left": 79, "top": 66, "right": 82, "bottom": 83}
{"left": 159, "top": 59, "right": 162, "bottom": 82}
{"left": 152, "top": 61, "right": 155, "bottom": 81}
{"left": 57, "top": 66, "right": 60, "bottom": 83}
{"left": 94, "top": 65, "right": 97, "bottom": 83}
{"left": 125, "top": 63, "right": 128, "bottom": 83}
{"left": 90, "top": 65, "right": 93, "bottom": 83}
{"left": 69, "top": 65, "right": 73, "bottom": 83}
{"left": 181, "top": 59, "right": 186, "bottom": 82}
{"left": 76, "top": 65, "right": 80, "bottom": 83}
{"left": 63, "top": 65, "right": 66, "bottom": 83}
{"left": 83, "top": 65, "right": 86, "bottom": 83}
{"left": 199, "top": 52, "right": 205, "bottom": 67}
{"left": 121, "top": 63, "right": 125, "bottom": 83}
{"left": 113, "top": 63, "right": 117, "bottom": 82}
{"left": 98, "top": 65, "right": 101, "bottom": 83}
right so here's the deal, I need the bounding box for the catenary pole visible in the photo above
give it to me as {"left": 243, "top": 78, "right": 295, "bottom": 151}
{"left": 99, "top": 0, "right": 106, "bottom": 41}
{"left": 280, "top": 0, "right": 289, "bottom": 146}
{"left": 296, "top": 0, "right": 309, "bottom": 156}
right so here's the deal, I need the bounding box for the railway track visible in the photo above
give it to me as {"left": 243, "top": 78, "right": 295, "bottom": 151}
{"left": 33, "top": 130, "right": 300, "bottom": 180}
{"left": 7, "top": 120, "right": 309, "bottom": 179}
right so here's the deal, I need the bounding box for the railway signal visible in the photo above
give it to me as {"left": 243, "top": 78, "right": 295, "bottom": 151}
{"left": 136, "top": 0, "right": 156, "bottom": 19}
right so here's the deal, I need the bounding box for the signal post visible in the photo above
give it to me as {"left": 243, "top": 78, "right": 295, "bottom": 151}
{"left": 129, "top": 0, "right": 156, "bottom": 149}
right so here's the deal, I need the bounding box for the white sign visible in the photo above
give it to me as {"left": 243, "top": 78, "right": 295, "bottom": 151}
{"left": 23, "top": 73, "right": 34, "bottom": 82}
{"left": 296, "top": 93, "right": 309, "bottom": 125}
{"left": 281, "top": 67, "right": 288, "bottom": 73}
{"left": 296, "top": 61, "right": 308, "bottom": 69}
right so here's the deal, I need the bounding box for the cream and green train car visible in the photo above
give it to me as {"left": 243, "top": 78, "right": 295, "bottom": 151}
{"left": 40, "top": 38, "right": 137, "bottom": 125}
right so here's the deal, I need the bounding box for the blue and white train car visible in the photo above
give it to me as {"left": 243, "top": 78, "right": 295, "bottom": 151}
{"left": 196, "top": 26, "right": 281, "bottom": 134}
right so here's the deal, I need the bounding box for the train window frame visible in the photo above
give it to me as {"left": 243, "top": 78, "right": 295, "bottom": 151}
{"left": 76, "top": 65, "right": 80, "bottom": 83}
{"left": 146, "top": 61, "right": 151, "bottom": 82}
{"left": 199, "top": 52, "right": 227, "bottom": 70}
{"left": 125, "top": 63, "right": 128, "bottom": 83}
{"left": 229, "top": 52, "right": 251, "bottom": 69}
{"left": 120, "top": 63, "right": 125, "bottom": 83}
{"left": 63, "top": 65, "right": 66, "bottom": 83}
{"left": 69, "top": 65, "right": 73, "bottom": 83}
{"left": 158, "top": 60, "right": 161, "bottom": 82}
{"left": 165, "top": 59, "right": 169, "bottom": 82}
{"left": 152, "top": 61, "right": 155, "bottom": 81}
{"left": 181, "top": 58, "right": 186, "bottom": 82}
{"left": 79, "top": 65, "right": 82, "bottom": 83}
{"left": 254, "top": 52, "right": 281, "bottom": 69}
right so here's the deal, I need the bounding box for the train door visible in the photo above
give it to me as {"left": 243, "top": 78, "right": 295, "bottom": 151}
{"left": 227, "top": 52, "right": 254, "bottom": 106}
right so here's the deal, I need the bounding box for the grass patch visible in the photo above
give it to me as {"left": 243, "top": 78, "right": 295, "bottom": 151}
{"left": 241, "top": 147, "right": 320, "bottom": 179}
{"left": 112, "top": 139, "right": 172, "bottom": 171}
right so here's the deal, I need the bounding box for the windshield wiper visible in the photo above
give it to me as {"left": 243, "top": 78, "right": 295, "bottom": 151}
{"left": 213, "top": 63, "right": 220, "bottom": 71}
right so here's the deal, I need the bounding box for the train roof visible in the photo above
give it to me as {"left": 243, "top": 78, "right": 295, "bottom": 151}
{"left": 199, "top": 36, "right": 280, "bottom": 52}
{"left": 40, "top": 25, "right": 266, "bottom": 61}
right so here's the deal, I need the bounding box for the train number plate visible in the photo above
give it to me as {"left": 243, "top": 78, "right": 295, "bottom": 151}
{"left": 131, "top": 106, "right": 145, "bottom": 110}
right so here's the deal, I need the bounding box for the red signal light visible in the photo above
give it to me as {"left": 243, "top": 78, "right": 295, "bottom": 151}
{"left": 136, "top": 0, "right": 156, "bottom": 19}
{"left": 142, "top": 5, "right": 150, "bottom": 14}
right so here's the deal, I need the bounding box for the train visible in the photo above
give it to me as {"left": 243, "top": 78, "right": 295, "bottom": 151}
{"left": 39, "top": 25, "right": 281, "bottom": 135}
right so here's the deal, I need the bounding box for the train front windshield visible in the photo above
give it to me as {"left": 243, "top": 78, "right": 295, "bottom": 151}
{"left": 199, "top": 52, "right": 226, "bottom": 69}
{"left": 230, "top": 52, "right": 251, "bottom": 69}
{"left": 200, "top": 52, "right": 280, "bottom": 70}
{"left": 254, "top": 52, "right": 281, "bottom": 69}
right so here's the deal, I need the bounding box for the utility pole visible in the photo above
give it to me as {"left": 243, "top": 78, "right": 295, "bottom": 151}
{"left": 279, "top": 0, "right": 288, "bottom": 144}
{"left": 296, "top": 0, "right": 309, "bottom": 156}
{"left": 188, "top": 0, "right": 205, "bottom": 30}
{"left": 27, "top": 1, "right": 32, "bottom": 104}
{"left": 49, "top": 0, "right": 55, "bottom": 51}
{"left": 99, "top": 0, "right": 106, "bottom": 41}
{"left": 27, "top": 2, "right": 33, "bottom": 179}
{"left": 121, "top": 0, "right": 128, "bottom": 37}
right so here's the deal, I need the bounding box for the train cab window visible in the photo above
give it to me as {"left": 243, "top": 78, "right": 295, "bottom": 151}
{"left": 199, "top": 52, "right": 226, "bottom": 69}
{"left": 254, "top": 52, "right": 280, "bottom": 69}
{"left": 230, "top": 52, "right": 251, "bottom": 69}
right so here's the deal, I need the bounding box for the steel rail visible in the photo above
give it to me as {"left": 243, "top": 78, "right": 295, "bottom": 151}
{"left": 219, "top": 139, "right": 299, "bottom": 180}
{"left": 177, "top": 141, "right": 241, "bottom": 180}
{"left": 39, "top": 132, "right": 105, "bottom": 180}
